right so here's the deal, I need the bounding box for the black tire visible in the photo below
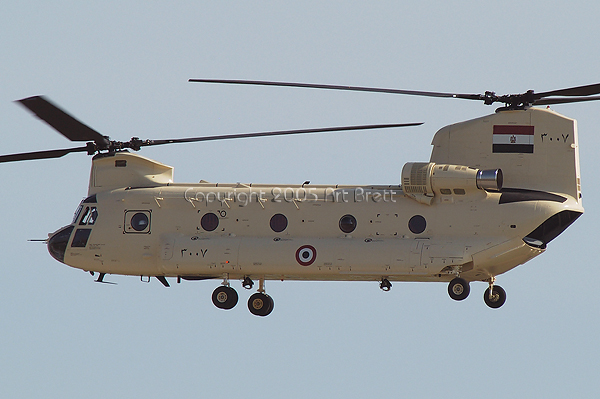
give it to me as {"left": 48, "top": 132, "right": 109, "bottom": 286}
{"left": 212, "top": 286, "right": 238, "bottom": 310}
{"left": 248, "top": 293, "right": 274, "bottom": 316}
{"left": 484, "top": 285, "right": 506, "bottom": 309}
{"left": 448, "top": 277, "right": 470, "bottom": 301}
{"left": 264, "top": 295, "right": 274, "bottom": 315}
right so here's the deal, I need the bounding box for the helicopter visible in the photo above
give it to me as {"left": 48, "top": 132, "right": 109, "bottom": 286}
{"left": 3, "top": 80, "right": 598, "bottom": 316}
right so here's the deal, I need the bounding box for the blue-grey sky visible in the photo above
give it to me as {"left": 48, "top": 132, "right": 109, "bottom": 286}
{"left": 1, "top": 1, "right": 599, "bottom": 397}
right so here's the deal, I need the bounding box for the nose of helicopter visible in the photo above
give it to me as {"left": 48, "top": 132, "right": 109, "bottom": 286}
{"left": 47, "top": 225, "right": 74, "bottom": 263}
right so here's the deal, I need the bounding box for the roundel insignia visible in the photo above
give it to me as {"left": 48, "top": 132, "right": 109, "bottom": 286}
{"left": 296, "top": 245, "right": 317, "bottom": 266}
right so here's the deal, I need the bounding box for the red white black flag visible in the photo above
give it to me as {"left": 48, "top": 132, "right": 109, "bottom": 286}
{"left": 492, "top": 125, "right": 534, "bottom": 153}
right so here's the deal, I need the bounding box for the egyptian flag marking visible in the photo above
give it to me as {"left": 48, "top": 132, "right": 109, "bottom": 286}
{"left": 492, "top": 125, "right": 534, "bottom": 153}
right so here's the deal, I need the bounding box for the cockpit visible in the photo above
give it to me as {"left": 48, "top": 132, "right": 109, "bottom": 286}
{"left": 78, "top": 206, "right": 98, "bottom": 226}
{"left": 47, "top": 195, "right": 99, "bottom": 263}
{"left": 72, "top": 194, "right": 98, "bottom": 223}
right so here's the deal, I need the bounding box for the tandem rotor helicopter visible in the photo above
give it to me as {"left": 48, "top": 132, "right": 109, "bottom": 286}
{"left": 3, "top": 79, "right": 599, "bottom": 316}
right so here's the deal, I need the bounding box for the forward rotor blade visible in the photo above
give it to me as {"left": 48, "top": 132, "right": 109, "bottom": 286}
{"left": 535, "top": 83, "right": 600, "bottom": 99}
{"left": 0, "top": 146, "right": 90, "bottom": 163}
{"left": 142, "top": 122, "right": 423, "bottom": 148}
{"left": 17, "top": 96, "right": 109, "bottom": 146}
{"left": 533, "top": 95, "right": 600, "bottom": 105}
{"left": 189, "top": 78, "right": 483, "bottom": 101}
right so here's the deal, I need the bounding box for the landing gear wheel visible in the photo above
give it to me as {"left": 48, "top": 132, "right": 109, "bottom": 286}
{"left": 484, "top": 285, "right": 506, "bottom": 309}
{"left": 380, "top": 278, "right": 392, "bottom": 291}
{"left": 448, "top": 277, "right": 470, "bottom": 301}
{"left": 212, "top": 286, "right": 239, "bottom": 310}
{"left": 248, "top": 293, "right": 274, "bottom": 316}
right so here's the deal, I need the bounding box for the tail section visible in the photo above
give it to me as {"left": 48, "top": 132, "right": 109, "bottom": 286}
{"left": 430, "top": 107, "right": 581, "bottom": 201}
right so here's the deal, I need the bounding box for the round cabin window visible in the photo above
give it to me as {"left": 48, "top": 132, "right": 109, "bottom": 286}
{"left": 408, "top": 215, "right": 426, "bottom": 234}
{"left": 339, "top": 214, "right": 357, "bottom": 234}
{"left": 131, "top": 212, "right": 149, "bottom": 232}
{"left": 270, "top": 213, "right": 288, "bottom": 233}
{"left": 201, "top": 212, "right": 219, "bottom": 231}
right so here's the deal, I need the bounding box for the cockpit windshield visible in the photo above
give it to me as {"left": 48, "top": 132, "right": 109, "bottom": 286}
{"left": 79, "top": 206, "right": 98, "bottom": 225}
{"left": 72, "top": 205, "right": 83, "bottom": 224}
{"left": 72, "top": 195, "right": 98, "bottom": 225}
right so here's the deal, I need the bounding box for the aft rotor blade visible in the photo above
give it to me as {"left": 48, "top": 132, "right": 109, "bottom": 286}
{"left": 189, "top": 78, "right": 483, "bottom": 101}
{"left": 142, "top": 122, "right": 423, "bottom": 148}
{"left": 17, "top": 96, "right": 109, "bottom": 146}
{"left": 535, "top": 83, "right": 600, "bottom": 99}
{"left": 533, "top": 95, "right": 600, "bottom": 105}
{"left": 0, "top": 146, "right": 90, "bottom": 163}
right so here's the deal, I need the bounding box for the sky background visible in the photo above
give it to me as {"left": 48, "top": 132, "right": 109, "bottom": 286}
{"left": 1, "top": 1, "right": 599, "bottom": 397}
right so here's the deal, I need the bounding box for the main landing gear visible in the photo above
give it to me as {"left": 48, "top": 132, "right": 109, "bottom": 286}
{"left": 211, "top": 280, "right": 238, "bottom": 310}
{"left": 247, "top": 278, "right": 274, "bottom": 316}
{"left": 211, "top": 276, "right": 274, "bottom": 316}
{"left": 447, "top": 277, "right": 506, "bottom": 309}
{"left": 483, "top": 279, "right": 507, "bottom": 309}
{"left": 248, "top": 292, "right": 274, "bottom": 317}
{"left": 448, "top": 277, "right": 470, "bottom": 301}
{"left": 212, "top": 277, "right": 238, "bottom": 310}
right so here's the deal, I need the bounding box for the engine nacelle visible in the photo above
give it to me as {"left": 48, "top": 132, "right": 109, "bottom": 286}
{"left": 401, "top": 162, "right": 502, "bottom": 204}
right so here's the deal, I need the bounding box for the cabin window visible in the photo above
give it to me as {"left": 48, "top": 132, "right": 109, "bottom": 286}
{"left": 270, "top": 213, "right": 288, "bottom": 233}
{"left": 440, "top": 189, "right": 452, "bottom": 195}
{"left": 131, "top": 212, "right": 149, "bottom": 231}
{"left": 453, "top": 188, "right": 466, "bottom": 195}
{"left": 339, "top": 214, "right": 357, "bottom": 234}
{"left": 124, "top": 210, "right": 151, "bottom": 234}
{"left": 408, "top": 215, "right": 426, "bottom": 234}
{"left": 201, "top": 212, "right": 219, "bottom": 232}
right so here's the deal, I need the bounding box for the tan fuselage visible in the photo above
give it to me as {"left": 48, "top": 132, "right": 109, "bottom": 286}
{"left": 51, "top": 107, "right": 584, "bottom": 285}
{"left": 60, "top": 178, "right": 580, "bottom": 283}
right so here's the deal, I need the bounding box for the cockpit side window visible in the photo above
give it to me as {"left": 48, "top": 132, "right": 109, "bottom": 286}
{"left": 79, "top": 207, "right": 89, "bottom": 225}
{"left": 88, "top": 207, "right": 98, "bottom": 225}
{"left": 79, "top": 207, "right": 98, "bottom": 225}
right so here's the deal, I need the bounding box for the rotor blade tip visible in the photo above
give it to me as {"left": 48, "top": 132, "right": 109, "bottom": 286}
{"left": 16, "top": 95, "right": 43, "bottom": 104}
